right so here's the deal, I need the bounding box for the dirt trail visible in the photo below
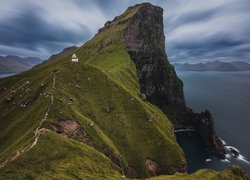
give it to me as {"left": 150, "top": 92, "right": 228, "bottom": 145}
{"left": 0, "top": 74, "right": 56, "bottom": 168}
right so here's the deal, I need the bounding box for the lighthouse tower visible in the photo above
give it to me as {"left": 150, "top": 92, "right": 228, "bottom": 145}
{"left": 71, "top": 53, "right": 78, "bottom": 62}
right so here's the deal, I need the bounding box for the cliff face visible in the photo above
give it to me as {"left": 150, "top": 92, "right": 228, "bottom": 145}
{"left": 189, "top": 110, "right": 226, "bottom": 158}
{"left": 0, "top": 3, "right": 188, "bottom": 178}
{"left": 123, "top": 3, "right": 226, "bottom": 159}
{"left": 124, "top": 4, "right": 187, "bottom": 118}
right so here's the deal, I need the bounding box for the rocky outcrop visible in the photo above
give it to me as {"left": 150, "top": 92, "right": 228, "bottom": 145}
{"left": 188, "top": 110, "right": 226, "bottom": 158}
{"left": 52, "top": 120, "right": 143, "bottom": 177}
{"left": 52, "top": 120, "right": 136, "bottom": 177}
{"left": 124, "top": 4, "right": 186, "bottom": 116}
{"left": 123, "top": 3, "right": 226, "bottom": 159}
{"left": 145, "top": 158, "right": 159, "bottom": 175}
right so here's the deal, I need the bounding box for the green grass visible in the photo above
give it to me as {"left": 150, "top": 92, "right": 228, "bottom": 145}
{"left": 150, "top": 167, "right": 247, "bottom": 180}
{"left": 0, "top": 4, "right": 247, "bottom": 179}
{"left": 0, "top": 22, "right": 185, "bottom": 178}
{"left": 47, "top": 60, "right": 184, "bottom": 177}
{"left": 0, "top": 131, "right": 122, "bottom": 180}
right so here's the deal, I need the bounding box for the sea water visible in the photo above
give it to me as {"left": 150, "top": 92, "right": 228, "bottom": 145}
{"left": 175, "top": 71, "right": 250, "bottom": 173}
{"left": 0, "top": 73, "right": 16, "bottom": 78}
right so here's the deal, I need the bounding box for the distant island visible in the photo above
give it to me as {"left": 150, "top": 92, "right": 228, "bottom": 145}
{"left": 174, "top": 61, "right": 250, "bottom": 71}
{"left": 0, "top": 55, "right": 42, "bottom": 73}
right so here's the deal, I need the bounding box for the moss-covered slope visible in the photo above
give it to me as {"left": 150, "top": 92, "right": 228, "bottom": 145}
{"left": 0, "top": 132, "right": 121, "bottom": 179}
{"left": 0, "top": 2, "right": 248, "bottom": 180}
{"left": 0, "top": 3, "right": 187, "bottom": 179}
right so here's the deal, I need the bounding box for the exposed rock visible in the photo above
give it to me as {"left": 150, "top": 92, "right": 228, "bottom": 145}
{"left": 88, "top": 122, "right": 95, "bottom": 128}
{"left": 145, "top": 158, "right": 159, "bottom": 174}
{"left": 123, "top": 3, "right": 226, "bottom": 159}
{"left": 229, "top": 147, "right": 239, "bottom": 158}
{"left": 188, "top": 110, "right": 226, "bottom": 158}
{"left": 53, "top": 120, "right": 81, "bottom": 138}
{"left": 141, "top": 93, "right": 147, "bottom": 101}
{"left": 52, "top": 120, "right": 136, "bottom": 177}
{"left": 124, "top": 4, "right": 186, "bottom": 113}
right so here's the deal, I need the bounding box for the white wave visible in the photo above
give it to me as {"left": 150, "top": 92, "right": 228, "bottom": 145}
{"left": 206, "top": 158, "right": 212, "bottom": 162}
{"left": 220, "top": 138, "right": 226, "bottom": 145}
{"left": 174, "top": 128, "right": 196, "bottom": 133}
{"left": 224, "top": 145, "right": 250, "bottom": 164}
{"left": 225, "top": 146, "right": 240, "bottom": 153}
{"left": 225, "top": 154, "right": 232, "bottom": 159}
{"left": 237, "top": 154, "right": 250, "bottom": 164}
{"left": 221, "top": 159, "right": 231, "bottom": 163}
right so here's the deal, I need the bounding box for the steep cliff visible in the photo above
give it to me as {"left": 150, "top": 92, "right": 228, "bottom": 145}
{"left": 122, "top": 3, "right": 226, "bottom": 158}
{"left": 124, "top": 4, "right": 187, "bottom": 124}
{"left": 0, "top": 3, "right": 187, "bottom": 179}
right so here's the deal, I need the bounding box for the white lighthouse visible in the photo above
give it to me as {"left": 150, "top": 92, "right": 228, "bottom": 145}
{"left": 71, "top": 53, "right": 78, "bottom": 62}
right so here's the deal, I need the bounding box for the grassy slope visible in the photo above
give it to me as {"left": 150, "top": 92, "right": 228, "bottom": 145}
{"left": 0, "top": 4, "right": 247, "bottom": 179}
{"left": 150, "top": 167, "right": 245, "bottom": 180}
{"left": 0, "top": 132, "right": 121, "bottom": 180}
{"left": 0, "top": 5, "right": 185, "bottom": 178}
{"left": 0, "top": 132, "right": 244, "bottom": 180}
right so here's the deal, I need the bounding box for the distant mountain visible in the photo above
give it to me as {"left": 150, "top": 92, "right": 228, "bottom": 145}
{"left": 174, "top": 61, "right": 250, "bottom": 71}
{"left": 0, "top": 46, "right": 78, "bottom": 74}
{"left": 46, "top": 46, "right": 77, "bottom": 61}
{"left": 0, "top": 55, "right": 42, "bottom": 73}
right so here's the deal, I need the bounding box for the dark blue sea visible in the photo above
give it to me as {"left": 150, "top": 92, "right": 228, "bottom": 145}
{"left": 0, "top": 73, "right": 16, "bottom": 78}
{"left": 176, "top": 71, "right": 250, "bottom": 173}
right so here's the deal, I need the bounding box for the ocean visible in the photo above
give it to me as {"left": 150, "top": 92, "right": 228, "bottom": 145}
{"left": 175, "top": 71, "right": 250, "bottom": 173}
{"left": 0, "top": 73, "right": 16, "bottom": 78}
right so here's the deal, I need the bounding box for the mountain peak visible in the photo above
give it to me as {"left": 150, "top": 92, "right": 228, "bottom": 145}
{"left": 124, "top": 3, "right": 165, "bottom": 52}
{"left": 126, "top": 2, "right": 163, "bottom": 13}
{"left": 97, "top": 3, "right": 163, "bottom": 36}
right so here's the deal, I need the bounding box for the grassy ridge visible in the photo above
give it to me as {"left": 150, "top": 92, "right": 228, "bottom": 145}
{"left": 0, "top": 132, "right": 122, "bottom": 179}
{"left": 150, "top": 168, "right": 245, "bottom": 180}
{"left": 0, "top": 15, "right": 186, "bottom": 178}
{"left": 0, "top": 3, "right": 247, "bottom": 179}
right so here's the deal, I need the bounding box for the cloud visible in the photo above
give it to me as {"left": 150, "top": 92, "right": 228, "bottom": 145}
{"left": 0, "top": 0, "right": 249, "bottom": 62}
{"left": 0, "top": 0, "right": 106, "bottom": 58}
{"left": 162, "top": 0, "right": 250, "bottom": 62}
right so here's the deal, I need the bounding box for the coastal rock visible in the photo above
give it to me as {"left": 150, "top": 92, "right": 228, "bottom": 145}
{"left": 124, "top": 3, "right": 226, "bottom": 159}
{"left": 189, "top": 110, "right": 226, "bottom": 158}
{"left": 229, "top": 147, "right": 239, "bottom": 158}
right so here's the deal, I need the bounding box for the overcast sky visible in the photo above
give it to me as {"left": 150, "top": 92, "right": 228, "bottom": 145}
{"left": 0, "top": 0, "right": 249, "bottom": 63}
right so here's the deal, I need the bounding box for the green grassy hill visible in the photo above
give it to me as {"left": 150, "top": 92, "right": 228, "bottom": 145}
{"left": 0, "top": 3, "right": 248, "bottom": 180}
{"left": 0, "top": 4, "right": 185, "bottom": 179}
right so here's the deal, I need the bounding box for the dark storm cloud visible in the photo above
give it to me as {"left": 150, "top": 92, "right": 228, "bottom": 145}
{"left": 0, "top": 0, "right": 104, "bottom": 58}
{"left": 0, "top": 1, "right": 93, "bottom": 58}
{"left": 163, "top": 0, "right": 250, "bottom": 63}
{"left": 165, "top": 8, "right": 218, "bottom": 34}
{"left": 0, "top": 10, "right": 90, "bottom": 49}
{"left": 0, "top": 0, "right": 249, "bottom": 62}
